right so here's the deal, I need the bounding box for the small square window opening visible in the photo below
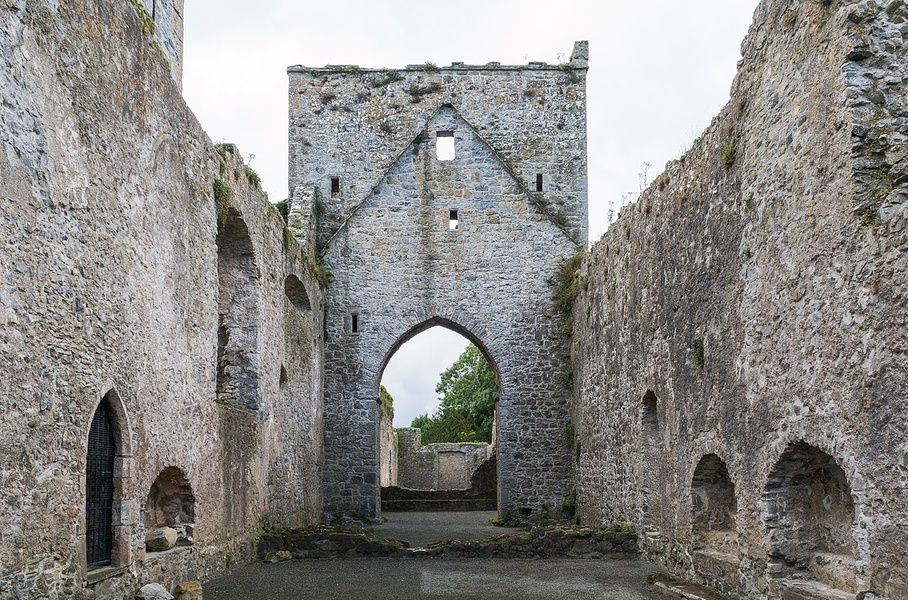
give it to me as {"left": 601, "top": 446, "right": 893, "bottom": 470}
{"left": 448, "top": 209, "right": 459, "bottom": 230}
{"left": 436, "top": 131, "right": 455, "bottom": 161}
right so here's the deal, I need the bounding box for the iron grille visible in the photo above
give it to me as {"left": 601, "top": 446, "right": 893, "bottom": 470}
{"left": 86, "top": 401, "right": 115, "bottom": 568}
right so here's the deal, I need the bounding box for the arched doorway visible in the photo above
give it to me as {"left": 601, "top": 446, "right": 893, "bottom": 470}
{"left": 86, "top": 400, "right": 116, "bottom": 568}
{"left": 84, "top": 389, "right": 131, "bottom": 571}
{"left": 763, "top": 441, "right": 857, "bottom": 595}
{"left": 376, "top": 318, "right": 500, "bottom": 516}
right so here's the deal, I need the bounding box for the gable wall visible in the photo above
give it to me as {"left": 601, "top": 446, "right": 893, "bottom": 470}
{"left": 314, "top": 103, "right": 582, "bottom": 521}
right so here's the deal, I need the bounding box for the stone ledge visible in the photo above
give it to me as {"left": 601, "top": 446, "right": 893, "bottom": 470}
{"left": 382, "top": 498, "right": 496, "bottom": 512}
{"left": 85, "top": 565, "right": 129, "bottom": 586}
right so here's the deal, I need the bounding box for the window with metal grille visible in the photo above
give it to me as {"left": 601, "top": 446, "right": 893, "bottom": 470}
{"left": 86, "top": 400, "right": 116, "bottom": 569}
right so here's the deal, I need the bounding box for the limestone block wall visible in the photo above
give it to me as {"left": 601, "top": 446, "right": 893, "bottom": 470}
{"left": 378, "top": 411, "right": 397, "bottom": 487}
{"left": 572, "top": 1, "right": 907, "bottom": 598}
{"left": 0, "top": 1, "right": 324, "bottom": 598}
{"left": 393, "top": 428, "right": 492, "bottom": 491}
{"left": 289, "top": 51, "right": 587, "bottom": 522}
{"left": 288, "top": 43, "right": 590, "bottom": 250}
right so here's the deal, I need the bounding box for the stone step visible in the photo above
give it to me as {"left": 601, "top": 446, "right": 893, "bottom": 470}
{"left": 652, "top": 579, "right": 728, "bottom": 600}
{"left": 382, "top": 498, "right": 497, "bottom": 512}
{"left": 781, "top": 580, "right": 855, "bottom": 600}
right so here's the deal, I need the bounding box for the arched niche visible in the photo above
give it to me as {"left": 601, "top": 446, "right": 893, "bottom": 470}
{"left": 691, "top": 453, "right": 738, "bottom": 551}
{"left": 284, "top": 274, "right": 312, "bottom": 312}
{"left": 216, "top": 207, "right": 261, "bottom": 411}
{"left": 763, "top": 441, "right": 857, "bottom": 594}
{"left": 144, "top": 466, "right": 196, "bottom": 552}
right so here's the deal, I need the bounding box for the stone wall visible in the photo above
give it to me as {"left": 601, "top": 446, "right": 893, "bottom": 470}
{"left": 0, "top": 1, "right": 324, "bottom": 598}
{"left": 138, "top": 0, "right": 184, "bottom": 87}
{"left": 393, "top": 428, "right": 492, "bottom": 491}
{"left": 290, "top": 46, "right": 588, "bottom": 522}
{"left": 378, "top": 410, "right": 397, "bottom": 487}
{"left": 571, "top": 1, "right": 907, "bottom": 599}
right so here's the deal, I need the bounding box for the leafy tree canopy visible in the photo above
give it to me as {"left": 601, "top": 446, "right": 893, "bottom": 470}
{"left": 409, "top": 344, "right": 498, "bottom": 443}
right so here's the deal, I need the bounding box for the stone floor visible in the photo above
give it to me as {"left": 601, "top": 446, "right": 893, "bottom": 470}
{"left": 205, "top": 512, "right": 670, "bottom": 599}
{"left": 204, "top": 557, "right": 669, "bottom": 599}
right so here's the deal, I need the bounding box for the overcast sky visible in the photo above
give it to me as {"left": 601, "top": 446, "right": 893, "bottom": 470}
{"left": 183, "top": 0, "right": 759, "bottom": 427}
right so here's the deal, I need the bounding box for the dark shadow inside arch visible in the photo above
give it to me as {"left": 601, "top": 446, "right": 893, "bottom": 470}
{"left": 85, "top": 389, "right": 131, "bottom": 571}
{"left": 376, "top": 317, "right": 500, "bottom": 518}
{"left": 763, "top": 441, "right": 857, "bottom": 595}
{"left": 216, "top": 207, "right": 261, "bottom": 411}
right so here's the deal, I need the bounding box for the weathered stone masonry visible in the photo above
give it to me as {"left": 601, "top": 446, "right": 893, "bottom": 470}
{"left": 0, "top": 1, "right": 324, "bottom": 598}
{"left": 288, "top": 46, "right": 589, "bottom": 522}
{"left": 572, "top": 0, "right": 907, "bottom": 598}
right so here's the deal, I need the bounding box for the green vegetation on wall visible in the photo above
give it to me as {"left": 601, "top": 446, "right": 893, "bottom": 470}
{"left": 380, "top": 385, "right": 394, "bottom": 420}
{"left": 553, "top": 250, "right": 586, "bottom": 336}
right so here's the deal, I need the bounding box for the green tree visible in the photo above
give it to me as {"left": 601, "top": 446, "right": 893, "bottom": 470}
{"left": 410, "top": 344, "right": 498, "bottom": 443}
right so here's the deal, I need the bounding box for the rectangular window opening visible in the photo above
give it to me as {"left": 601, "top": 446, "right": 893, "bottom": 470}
{"left": 351, "top": 313, "right": 359, "bottom": 334}
{"left": 436, "top": 131, "right": 455, "bottom": 161}
{"left": 330, "top": 176, "right": 340, "bottom": 198}
{"left": 535, "top": 173, "right": 544, "bottom": 192}
{"left": 448, "top": 209, "right": 459, "bottom": 230}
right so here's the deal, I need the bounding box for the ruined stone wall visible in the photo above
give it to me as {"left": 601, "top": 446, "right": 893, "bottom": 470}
{"left": 139, "top": 0, "right": 184, "bottom": 87}
{"left": 0, "top": 1, "right": 324, "bottom": 598}
{"left": 572, "top": 1, "right": 907, "bottom": 599}
{"left": 393, "top": 428, "right": 491, "bottom": 491}
{"left": 289, "top": 47, "right": 588, "bottom": 522}
{"left": 378, "top": 411, "right": 397, "bottom": 487}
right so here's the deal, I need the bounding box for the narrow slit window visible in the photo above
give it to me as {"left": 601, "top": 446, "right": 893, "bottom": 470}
{"left": 330, "top": 176, "right": 340, "bottom": 198}
{"left": 351, "top": 313, "right": 359, "bottom": 334}
{"left": 448, "top": 209, "right": 459, "bottom": 230}
{"left": 535, "top": 173, "right": 544, "bottom": 192}
{"left": 436, "top": 131, "right": 455, "bottom": 161}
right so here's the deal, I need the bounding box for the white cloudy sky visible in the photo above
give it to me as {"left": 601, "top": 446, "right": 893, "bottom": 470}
{"left": 183, "top": 0, "right": 759, "bottom": 427}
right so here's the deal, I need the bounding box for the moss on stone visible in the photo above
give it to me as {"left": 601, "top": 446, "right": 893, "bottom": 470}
{"left": 719, "top": 138, "right": 737, "bottom": 168}
{"left": 127, "top": 0, "right": 156, "bottom": 37}
{"left": 553, "top": 250, "right": 586, "bottom": 337}
{"left": 302, "top": 252, "right": 332, "bottom": 288}
{"left": 245, "top": 166, "right": 262, "bottom": 190}
{"left": 213, "top": 179, "right": 232, "bottom": 223}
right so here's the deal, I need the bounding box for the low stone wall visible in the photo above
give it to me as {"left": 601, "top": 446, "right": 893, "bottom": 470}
{"left": 425, "top": 527, "right": 637, "bottom": 559}
{"left": 380, "top": 486, "right": 496, "bottom": 512}
{"left": 382, "top": 451, "right": 497, "bottom": 512}
{"left": 258, "top": 525, "right": 637, "bottom": 560}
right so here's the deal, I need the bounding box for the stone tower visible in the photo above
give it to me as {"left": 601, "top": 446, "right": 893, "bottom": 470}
{"left": 288, "top": 42, "right": 589, "bottom": 521}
